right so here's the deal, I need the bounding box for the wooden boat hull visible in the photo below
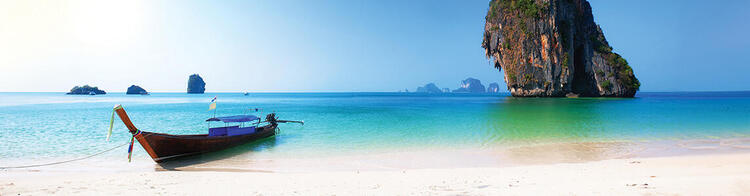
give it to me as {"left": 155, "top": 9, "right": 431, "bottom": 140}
{"left": 135, "top": 124, "right": 277, "bottom": 163}
{"left": 113, "top": 105, "right": 278, "bottom": 163}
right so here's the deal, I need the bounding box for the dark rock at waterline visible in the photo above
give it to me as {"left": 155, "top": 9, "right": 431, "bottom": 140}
{"left": 126, "top": 85, "right": 149, "bottom": 95}
{"left": 482, "top": 0, "right": 639, "bottom": 97}
{"left": 416, "top": 83, "right": 443, "bottom": 93}
{"left": 66, "top": 85, "right": 106, "bottom": 95}
{"left": 187, "top": 74, "right": 206, "bottom": 94}
{"left": 452, "top": 78, "right": 486, "bottom": 93}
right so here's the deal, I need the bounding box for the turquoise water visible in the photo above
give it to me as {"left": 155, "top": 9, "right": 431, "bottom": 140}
{"left": 1, "top": 92, "right": 749, "bottom": 164}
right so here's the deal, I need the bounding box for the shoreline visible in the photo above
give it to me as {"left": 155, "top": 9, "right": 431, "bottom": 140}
{"left": 3, "top": 138, "right": 750, "bottom": 172}
{"left": 2, "top": 152, "right": 749, "bottom": 195}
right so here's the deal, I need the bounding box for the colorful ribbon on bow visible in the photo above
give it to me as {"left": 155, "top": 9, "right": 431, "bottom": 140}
{"left": 127, "top": 130, "right": 141, "bottom": 162}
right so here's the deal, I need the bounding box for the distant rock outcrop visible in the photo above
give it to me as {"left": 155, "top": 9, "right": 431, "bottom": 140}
{"left": 126, "top": 85, "right": 149, "bottom": 95}
{"left": 66, "top": 85, "right": 106, "bottom": 95}
{"left": 187, "top": 74, "right": 206, "bottom": 94}
{"left": 488, "top": 82, "right": 500, "bottom": 93}
{"left": 452, "top": 78, "right": 486, "bottom": 93}
{"left": 416, "top": 83, "right": 443, "bottom": 93}
{"left": 482, "top": 0, "right": 639, "bottom": 97}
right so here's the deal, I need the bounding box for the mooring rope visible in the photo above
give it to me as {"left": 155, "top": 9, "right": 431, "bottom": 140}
{"left": 0, "top": 142, "right": 130, "bottom": 169}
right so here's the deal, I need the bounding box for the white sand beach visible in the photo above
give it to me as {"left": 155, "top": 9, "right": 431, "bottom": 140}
{"left": 2, "top": 152, "right": 749, "bottom": 195}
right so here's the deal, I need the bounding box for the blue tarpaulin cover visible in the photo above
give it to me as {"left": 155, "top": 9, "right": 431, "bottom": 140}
{"left": 208, "top": 126, "right": 256, "bottom": 136}
{"left": 206, "top": 115, "right": 260, "bottom": 123}
{"left": 227, "top": 126, "right": 256, "bottom": 136}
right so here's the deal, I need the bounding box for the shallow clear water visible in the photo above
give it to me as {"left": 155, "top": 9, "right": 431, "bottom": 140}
{"left": 1, "top": 92, "right": 749, "bottom": 165}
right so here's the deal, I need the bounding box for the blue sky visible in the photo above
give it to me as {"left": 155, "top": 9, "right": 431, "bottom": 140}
{"left": 0, "top": 0, "right": 748, "bottom": 92}
{"left": 590, "top": 0, "right": 750, "bottom": 92}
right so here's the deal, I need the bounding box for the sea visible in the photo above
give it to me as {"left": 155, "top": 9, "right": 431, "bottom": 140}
{"left": 1, "top": 92, "right": 749, "bottom": 171}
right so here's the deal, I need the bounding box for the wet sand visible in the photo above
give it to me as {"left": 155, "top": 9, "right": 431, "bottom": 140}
{"left": 149, "top": 138, "right": 750, "bottom": 172}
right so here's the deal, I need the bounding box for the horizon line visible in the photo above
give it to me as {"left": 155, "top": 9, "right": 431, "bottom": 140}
{"left": 1, "top": 90, "right": 749, "bottom": 94}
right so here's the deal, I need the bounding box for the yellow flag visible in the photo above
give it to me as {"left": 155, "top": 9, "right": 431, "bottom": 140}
{"left": 208, "top": 102, "right": 216, "bottom": 111}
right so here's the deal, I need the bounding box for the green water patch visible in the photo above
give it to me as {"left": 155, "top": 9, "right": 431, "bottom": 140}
{"left": 482, "top": 97, "right": 619, "bottom": 144}
{"left": 481, "top": 95, "right": 750, "bottom": 145}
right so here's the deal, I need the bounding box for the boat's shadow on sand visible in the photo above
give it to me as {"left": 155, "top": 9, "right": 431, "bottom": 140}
{"left": 155, "top": 136, "right": 284, "bottom": 172}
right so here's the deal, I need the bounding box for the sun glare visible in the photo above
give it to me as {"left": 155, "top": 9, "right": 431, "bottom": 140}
{"left": 66, "top": 0, "right": 148, "bottom": 47}
{"left": 0, "top": 0, "right": 150, "bottom": 70}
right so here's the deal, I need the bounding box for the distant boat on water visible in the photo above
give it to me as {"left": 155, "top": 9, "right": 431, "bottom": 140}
{"left": 244, "top": 92, "right": 249, "bottom": 96}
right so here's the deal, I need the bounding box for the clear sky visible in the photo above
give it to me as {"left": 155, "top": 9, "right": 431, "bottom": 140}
{"left": 1, "top": 0, "right": 748, "bottom": 92}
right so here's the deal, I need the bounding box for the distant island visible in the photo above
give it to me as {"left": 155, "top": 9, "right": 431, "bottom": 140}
{"left": 187, "top": 74, "right": 206, "bottom": 94}
{"left": 66, "top": 85, "right": 106, "bottom": 95}
{"left": 411, "top": 78, "right": 500, "bottom": 94}
{"left": 482, "top": 0, "right": 639, "bottom": 97}
{"left": 416, "top": 83, "right": 442, "bottom": 93}
{"left": 126, "top": 85, "right": 149, "bottom": 95}
{"left": 452, "top": 78, "right": 486, "bottom": 93}
{"left": 487, "top": 83, "right": 500, "bottom": 93}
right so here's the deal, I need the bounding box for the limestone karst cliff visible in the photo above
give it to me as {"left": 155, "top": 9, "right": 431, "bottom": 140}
{"left": 482, "top": 0, "right": 639, "bottom": 97}
{"left": 187, "top": 74, "right": 206, "bottom": 94}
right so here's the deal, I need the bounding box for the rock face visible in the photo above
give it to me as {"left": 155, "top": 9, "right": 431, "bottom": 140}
{"left": 452, "top": 78, "right": 486, "bottom": 93}
{"left": 488, "top": 82, "right": 501, "bottom": 93}
{"left": 482, "top": 0, "right": 639, "bottom": 97}
{"left": 187, "top": 74, "right": 206, "bottom": 94}
{"left": 126, "top": 85, "right": 148, "bottom": 95}
{"left": 66, "top": 85, "right": 106, "bottom": 95}
{"left": 416, "top": 83, "right": 443, "bottom": 93}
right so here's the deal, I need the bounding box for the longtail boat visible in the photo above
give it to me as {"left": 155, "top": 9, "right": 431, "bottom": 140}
{"left": 110, "top": 105, "right": 302, "bottom": 163}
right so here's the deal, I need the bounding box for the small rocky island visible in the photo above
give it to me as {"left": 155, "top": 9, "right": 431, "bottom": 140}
{"left": 126, "top": 85, "right": 149, "bottom": 95}
{"left": 66, "top": 85, "right": 106, "bottom": 95}
{"left": 487, "top": 82, "right": 500, "bottom": 93}
{"left": 187, "top": 74, "right": 206, "bottom": 94}
{"left": 482, "top": 0, "right": 639, "bottom": 97}
{"left": 416, "top": 83, "right": 443, "bottom": 93}
{"left": 452, "top": 78, "right": 486, "bottom": 93}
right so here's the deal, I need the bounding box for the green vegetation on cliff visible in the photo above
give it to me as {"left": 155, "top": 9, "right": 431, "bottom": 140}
{"left": 491, "top": 0, "right": 546, "bottom": 19}
{"left": 600, "top": 80, "right": 612, "bottom": 90}
{"left": 606, "top": 53, "right": 640, "bottom": 89}
{"left": 590, "top": 34, "right": 640, "bottom": 90}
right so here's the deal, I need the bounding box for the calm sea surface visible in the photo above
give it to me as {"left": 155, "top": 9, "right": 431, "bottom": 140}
{"left": 1, "top": 92, "right": 749, "bottom": 166}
